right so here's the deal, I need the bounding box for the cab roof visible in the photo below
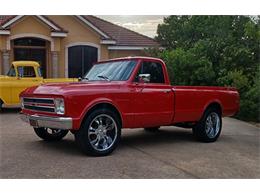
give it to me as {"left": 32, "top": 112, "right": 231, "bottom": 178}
{"left": 96, "top": 56, "right": 164, "bottom": 64}
{"left": 12, "top": 61, "right": 40, "bottom": 67}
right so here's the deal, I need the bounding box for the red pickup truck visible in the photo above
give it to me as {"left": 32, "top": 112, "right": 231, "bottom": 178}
{"left": 20, "top": 57, "right": 239, "bottom": 156}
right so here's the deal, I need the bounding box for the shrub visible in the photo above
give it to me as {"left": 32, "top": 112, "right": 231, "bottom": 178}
{"left": 217, "top": 70, "right": 249, "bottom": 93}
{"left": 237, "top": 71, "right": 260, "bottom": 122}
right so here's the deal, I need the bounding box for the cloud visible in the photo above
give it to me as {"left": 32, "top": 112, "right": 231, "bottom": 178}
{"left": 96, "top": 15, "right": 167, "bottom": 38}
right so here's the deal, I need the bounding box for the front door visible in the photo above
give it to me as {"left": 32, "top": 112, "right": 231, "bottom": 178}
{"left": 68, "top": 45, "right": 98, "bottom": 78}
{"left": 13, "top": 37, "right": 47, "bottom": 78}
{"left": 133, "top": 60, "right": 174, "bottom": 127}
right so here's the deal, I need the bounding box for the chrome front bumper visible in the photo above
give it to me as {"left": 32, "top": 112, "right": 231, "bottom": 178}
{"left": 20, "top": 113, "right": 72, "bottom": 130}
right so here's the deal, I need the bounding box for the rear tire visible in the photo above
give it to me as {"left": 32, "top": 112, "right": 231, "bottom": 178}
{"left": 144, "top": 127, "right": 160, "bottom": 132}
{"left": 192, "top": 107, "right": 222, "bottom": 142}
{"left": 75, "top": 108, "right": 121, "bottom": 156}
{"left": 34, "top": 127, "right": 69, "bottom": 141}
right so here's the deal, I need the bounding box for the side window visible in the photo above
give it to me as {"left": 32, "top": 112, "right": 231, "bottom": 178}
{"left": 37, "top": 67, "right": 42, "bottom": 77}
{"left": 17, "top": 66, "right": 36, "bottom": 78}
{"left": 137, "top": 61, "right": 165, "bottom": 83}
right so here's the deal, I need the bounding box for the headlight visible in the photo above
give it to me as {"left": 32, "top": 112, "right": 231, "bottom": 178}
{"left": 54, "top": 98, "right": 65, "bottom": 115}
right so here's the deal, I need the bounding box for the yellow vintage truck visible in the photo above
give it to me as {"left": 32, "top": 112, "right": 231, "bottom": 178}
{"left": 0, "top": 61, "right": 78, "bottom": 110}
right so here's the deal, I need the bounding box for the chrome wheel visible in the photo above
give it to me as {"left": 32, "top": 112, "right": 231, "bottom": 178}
{"left": 88, "top": 114, "right": 118, "bottom": 151}
{"left": 205, "top": 112, "right": 220, "bottom": 138}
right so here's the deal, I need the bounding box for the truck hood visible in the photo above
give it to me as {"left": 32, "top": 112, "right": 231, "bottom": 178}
{"left": 22, "top": 81, "right": 122, "bottom": 96}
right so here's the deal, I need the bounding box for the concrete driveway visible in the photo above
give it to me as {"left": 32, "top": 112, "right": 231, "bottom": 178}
{"left": 0, "top": 109, "right": 259, "bottom": 178}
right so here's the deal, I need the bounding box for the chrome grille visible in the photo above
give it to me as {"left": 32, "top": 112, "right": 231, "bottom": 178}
{"left": 23, "top": 97, "right": 55, "bottom": 113}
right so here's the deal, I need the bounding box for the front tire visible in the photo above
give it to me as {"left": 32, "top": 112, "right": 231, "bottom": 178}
{"left": 34, "top": 127, "right": 69, "bottom": 141}
{"left": 192, "top": 108, "right": 222, "bottom": 142}
{"left": 75, "top": 108, "right": 121, "bottom": 156}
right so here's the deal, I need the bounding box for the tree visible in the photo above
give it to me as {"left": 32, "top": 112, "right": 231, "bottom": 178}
{"left": 146, "top": 16, "right": 260, "bottom": 122}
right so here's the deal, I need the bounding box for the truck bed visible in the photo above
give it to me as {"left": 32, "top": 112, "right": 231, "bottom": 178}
{"left": 172, "top": 86, "right": 239, "bottom": 123}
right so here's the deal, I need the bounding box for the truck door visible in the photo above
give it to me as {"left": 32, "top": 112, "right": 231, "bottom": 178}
{"left": 11, "top": 65, "right": 42, "bottom": 104}
{"left": 133, "top": 60, "right": 174, "bottom": 127}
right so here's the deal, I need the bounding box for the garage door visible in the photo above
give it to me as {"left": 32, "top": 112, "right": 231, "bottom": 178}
{"left": 68, "top": 45, "right": 98, "bottom": 78}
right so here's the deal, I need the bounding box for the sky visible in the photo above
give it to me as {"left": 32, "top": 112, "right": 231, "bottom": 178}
{"left": 96, "top": 15, "right": 167, "bottom": 38}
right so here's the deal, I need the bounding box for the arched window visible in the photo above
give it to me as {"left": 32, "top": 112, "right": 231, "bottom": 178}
{"left": 14, "top": 37, "right": 46, "bottom": 46}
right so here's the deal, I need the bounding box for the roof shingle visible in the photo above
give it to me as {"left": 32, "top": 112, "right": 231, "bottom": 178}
{"left": 83, "top": 15, "right": 159, "bottom": 47}
{"left": 0, "top": 15, "right": 16, "bottom": 28}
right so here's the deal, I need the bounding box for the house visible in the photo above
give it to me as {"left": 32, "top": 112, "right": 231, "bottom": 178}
{"left": 0, "top": 15, "right": 159, "bottom": 78}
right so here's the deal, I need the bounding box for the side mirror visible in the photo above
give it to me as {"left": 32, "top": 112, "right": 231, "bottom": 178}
{"left": 138, "top": 74, "right": 150, "bottom": 83}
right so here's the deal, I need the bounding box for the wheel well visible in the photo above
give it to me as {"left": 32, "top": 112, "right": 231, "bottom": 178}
{"left": 84, "top": 103, "right": 122, "bottom": 126}
{"left": 206, "top": 102, "right": 222, "bottom": 115}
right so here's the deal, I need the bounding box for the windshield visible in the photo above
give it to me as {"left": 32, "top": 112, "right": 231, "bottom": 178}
{"left": 7, "top": 65, "right": 16, "bottom": 77}
{"left": 84, "top": 60, "right": 137, "bottom": 81}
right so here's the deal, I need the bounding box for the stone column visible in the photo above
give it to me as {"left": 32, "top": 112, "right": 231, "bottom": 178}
{"left": 2, "top": 50, "right": 10, "bottom": 74}
{"left": 51, "top": 51, "right": 59, "bottom": 78}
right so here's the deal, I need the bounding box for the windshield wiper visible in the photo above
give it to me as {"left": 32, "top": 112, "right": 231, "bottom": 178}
{"left": 97, "top": 75, "right": 110, "bottom": 81}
